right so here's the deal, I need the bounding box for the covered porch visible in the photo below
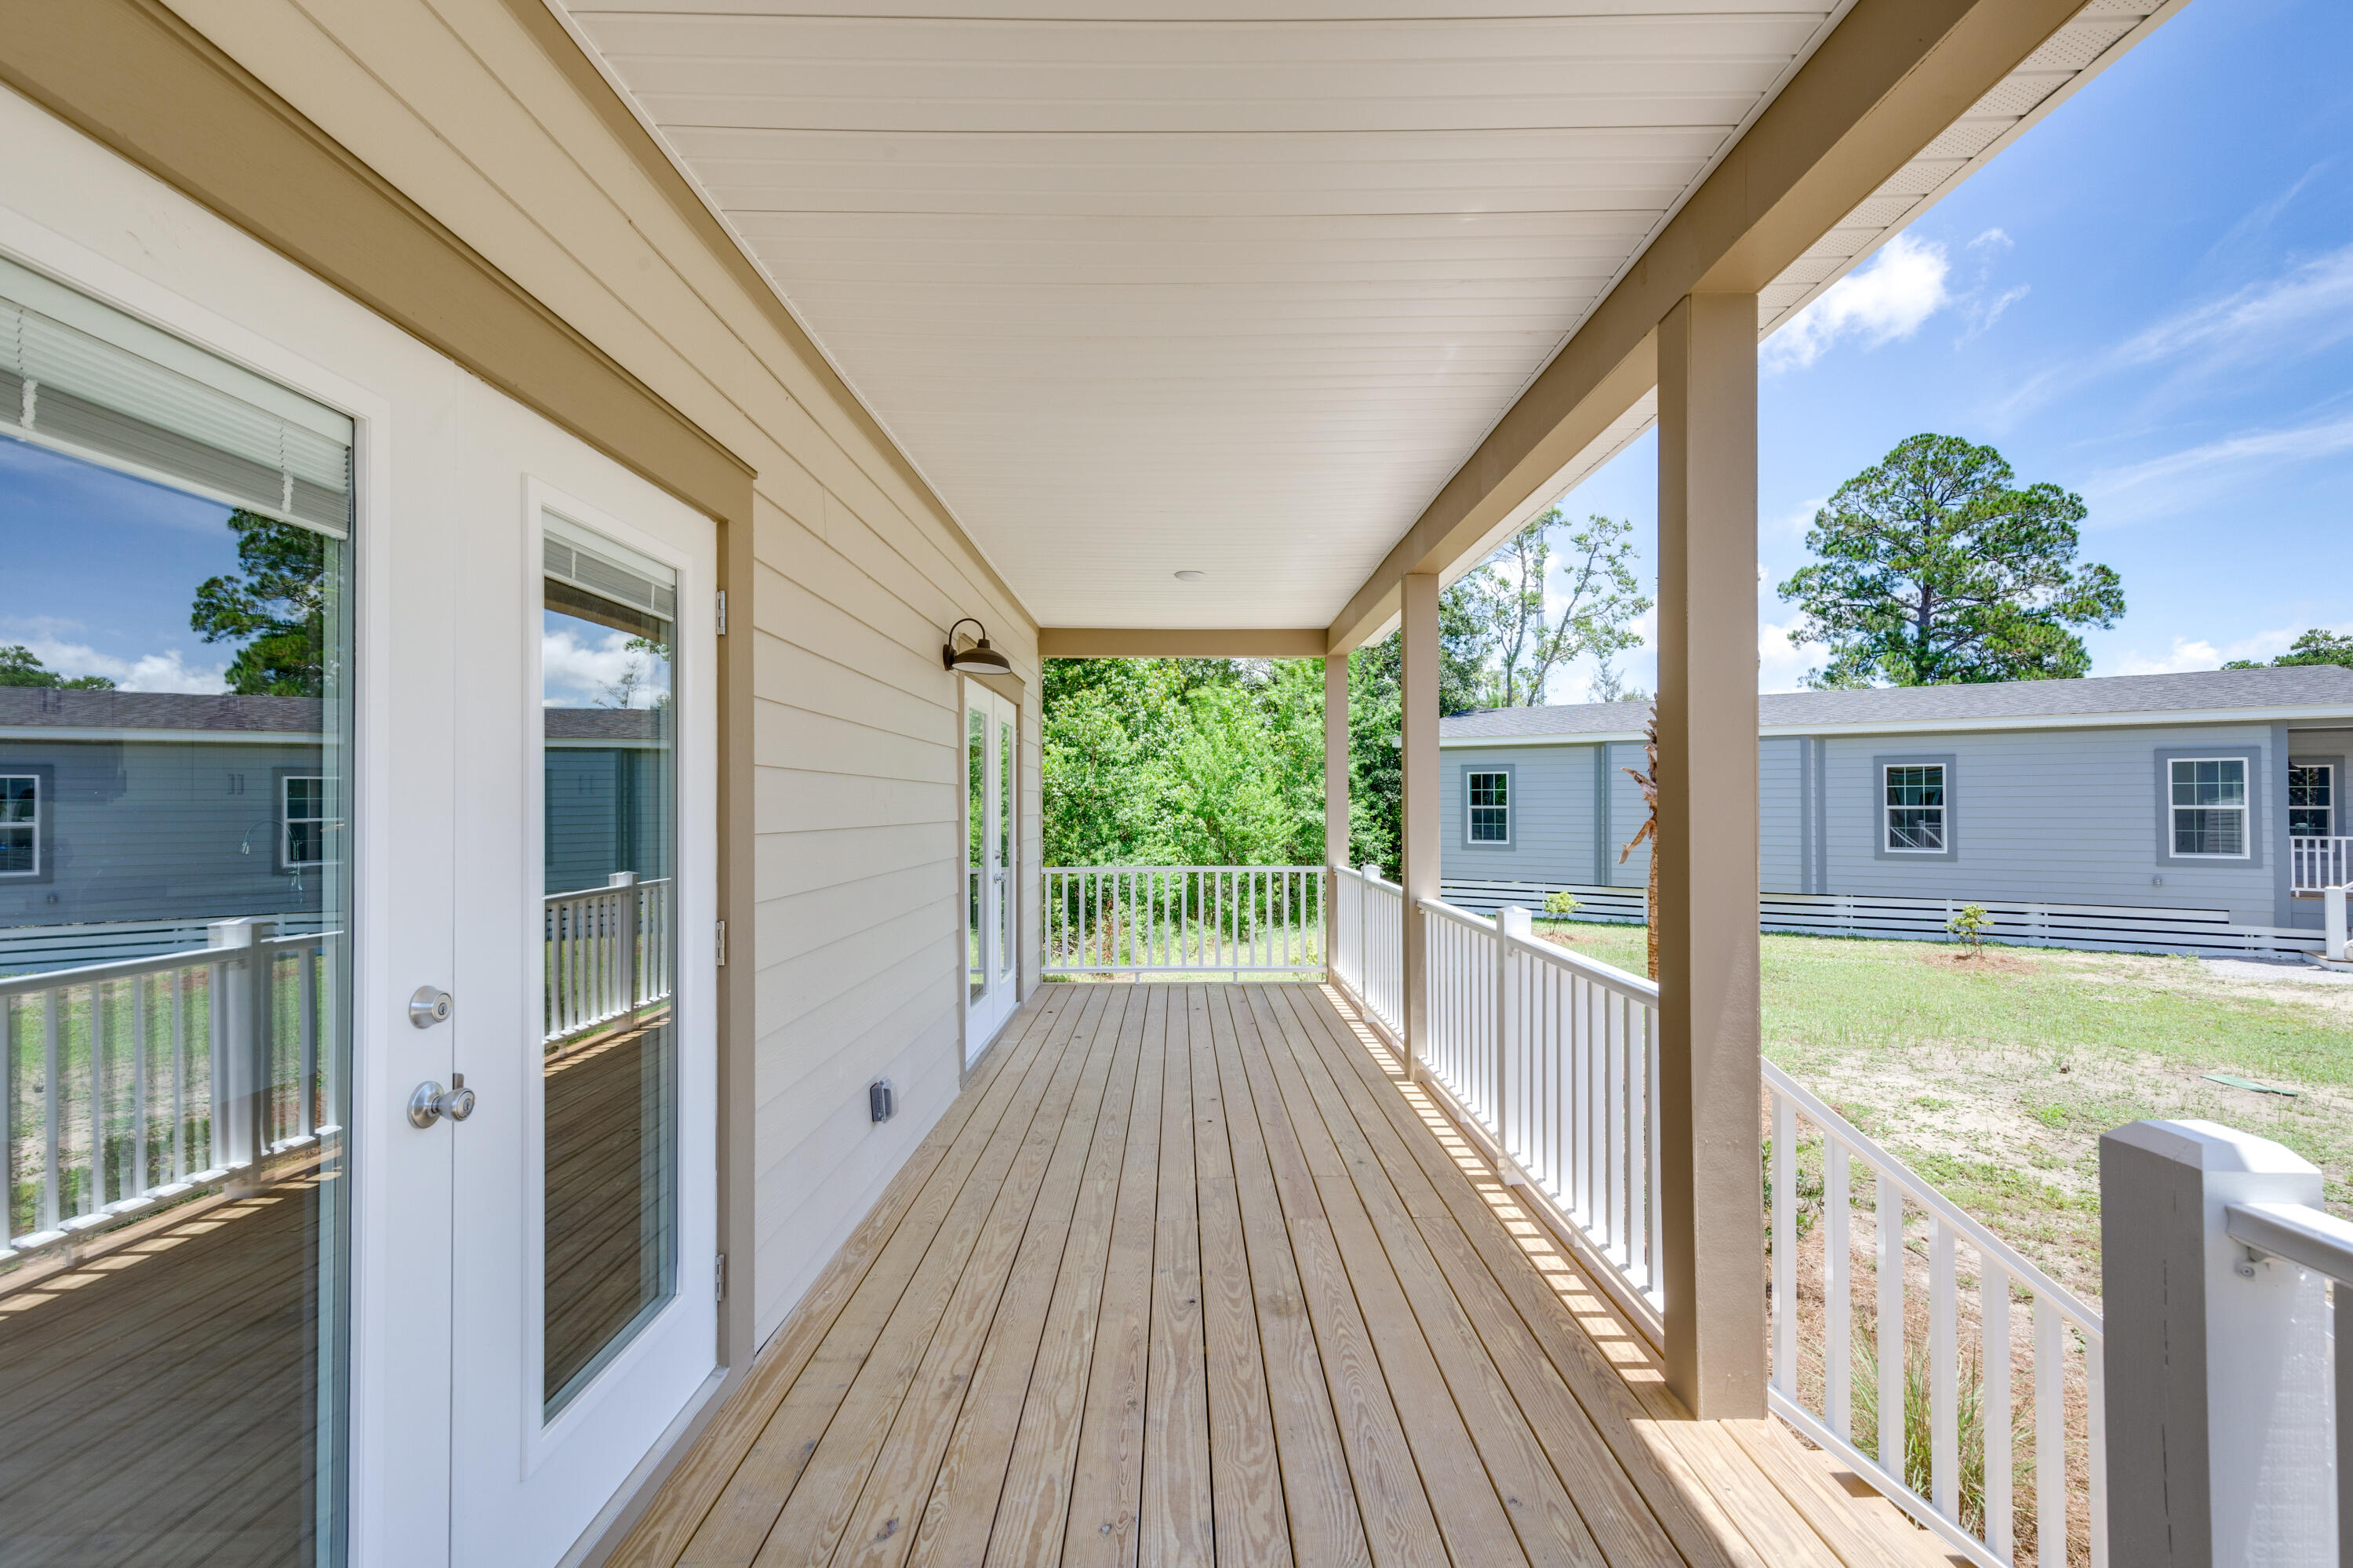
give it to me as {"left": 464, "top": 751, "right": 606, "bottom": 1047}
{"left": 611, "top": 981, "right": 1940, "bottom": 1568}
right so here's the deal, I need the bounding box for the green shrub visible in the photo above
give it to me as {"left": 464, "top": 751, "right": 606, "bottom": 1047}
{"left": 1543, "top": 888, "right": 1581, "bottom": 918}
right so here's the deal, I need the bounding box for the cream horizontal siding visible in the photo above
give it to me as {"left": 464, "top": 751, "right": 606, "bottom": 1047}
{"left": 172, "top": 0, "right": 1046, "bottom": 1343}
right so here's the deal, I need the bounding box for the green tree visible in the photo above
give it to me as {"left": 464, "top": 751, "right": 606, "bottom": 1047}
{"left": 190, "top": 510, "right": 330, "bottom": 697}
{"left": 2224, "top": 628, "right": 2353, "bottom": 671}
{"left": 1776, "top": 434, "right": 2123, "bottom": 687}
{"left": 1451, "top": 510, "right": 1649, "bottom": 707}
{"left": 0, "top": 645, "right": 115, "bottom": 689}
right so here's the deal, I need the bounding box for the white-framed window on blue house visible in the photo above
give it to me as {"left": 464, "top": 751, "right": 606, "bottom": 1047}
{"left": 0, "top": 775, "right": 36, "bottom": 875}
{"left": 2289, "top": 764, "right": 2334, "bottom": 837}
{"left": 1467, "top": 770, "right": 1511, "bottom": 845}
{"left": 2170, "top": 757, "right": 2249, "bottom": 857}
{"left": 281, "top": 773, "right": 327, "bottom": 868}
{"left": 1883, "top": 764, "right": 1945, "bottom": 853}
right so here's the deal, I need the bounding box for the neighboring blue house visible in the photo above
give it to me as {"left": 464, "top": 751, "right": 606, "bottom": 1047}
{"left": 0, "top": 687, "right": 665, "bottom": 969}
{"left": 1438, "top": 666, "right": 2353, "bottom": 954}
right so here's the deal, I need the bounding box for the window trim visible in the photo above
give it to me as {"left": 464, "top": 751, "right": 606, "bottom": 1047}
{"left": 1460, "top": 763, "right": 1515, "bottom": 850}
{"left": 0, "top": 763, "right": 56, "bottom": 884}
{"left": 2153, "top": 746, "right": 2264, "bottom": 866}
{"left": 2289, "top": 757, "right": 2342, "bottom": 840}
{"left": 277, "top": 769, "right": 328, "bottom": 871}
{"left": 1870, "top": 754, "right": 1958, "bottom": 863}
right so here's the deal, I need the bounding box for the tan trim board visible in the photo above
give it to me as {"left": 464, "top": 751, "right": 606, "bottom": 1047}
{"left": 1325, "top": 0, "right": 2086, "bottom": 653}
{"left": 1041, "top": 628, "right": 1329, "bottom": 660}
{"left": 0, "top": 0, "right": 753, "bottom": 529}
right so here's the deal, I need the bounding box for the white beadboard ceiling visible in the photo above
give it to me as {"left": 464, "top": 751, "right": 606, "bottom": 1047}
{"left": 556, "top": 1, "right": 2166, "bottom": 631}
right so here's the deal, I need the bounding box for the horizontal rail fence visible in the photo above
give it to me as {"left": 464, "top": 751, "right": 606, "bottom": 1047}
{"left": 1043, "top": 867, "right": 1324, "bottom": 977}
{"left": 1437, "top": 878, "right": 1648, "bottom": 923}
{"left": 1767, "top": 1064, "right": 2104, "bottom": 1568}
{"left": 5, "top": 921, "right": 341, "bottom": 1253}
{"left": 1330, "top": 864, "right": 1404, "bottom": 1035}
{"left": 1762, "top": 892, "right": 2317, "bottom": 958}
{"left": 544, "top": 874, "right": 673, "bottom": 1047}
{"left": 1418, "top": 897, "right": 1664, "bottom": 1319}
{"left": 2292, "top": 835, "right": 2353, "bottom": 892}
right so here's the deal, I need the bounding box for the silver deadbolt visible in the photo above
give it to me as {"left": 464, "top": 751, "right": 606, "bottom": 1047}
{"left": 408, "top": 1073, "right": 477, "bottom": 1130}
{"left": 408, "top": 985, "right": 453, "bottom": 1029}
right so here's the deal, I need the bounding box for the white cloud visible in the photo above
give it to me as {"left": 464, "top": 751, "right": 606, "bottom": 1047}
{"left": 1758, "top": 610, "right": 1815, "bottom": 693}
{"left": 1969, "top": 227, "right": 2014, "bottom": 254}
{"left": 1762, "top": 235, "right": 1952, "bottom": 373}
{"left": 1958, "top": 284, "right": 2030, "bottom": 344}
{"left": 5, "top": 635, "right": 229, "bottom": 693}
{"left": 543, "top": 626, "right": 671, "bottom": 709}
{"left": 2109, "top": 623, "right": 2346, "bottom": 677}
{"left": 2085, "top": 413, "right": 2353, "bottom": 518}
{"left": 2120, "top": 242, "right": 2353, "bottom": 367}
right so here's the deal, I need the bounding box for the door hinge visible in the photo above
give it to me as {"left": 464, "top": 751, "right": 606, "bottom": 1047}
{"left": 715, "top": 1253, "right": 727, "bottom": 1304}
{"left": 715, "top": 588, "right": 728, "bottom": 635}
{"left": 715, "top": 919, "right": 727, "bottom": 967}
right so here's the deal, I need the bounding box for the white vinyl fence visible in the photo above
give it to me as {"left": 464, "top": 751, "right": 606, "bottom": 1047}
{"left": 5, "top": 920, "right": 340, "bottom": 1253}
{"left": 1333, "top": 878, "right": 2103, "bottom": 1566}
{"left": 1330, "top": 864, "right": 1403, "bottom": 1035}
{"left": 1043, "top": 867, "right": 1324, "bottom": 977}
{"left": 544, "top": 873, "right": 673, "bottom": 1047}
{"left": 1768, "top": 1067, "right": 2104, "bottom": 1568}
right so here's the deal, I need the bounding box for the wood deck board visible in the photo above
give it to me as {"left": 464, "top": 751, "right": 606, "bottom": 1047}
{"left": 629, "top": 984, "right": 1941, "bottom": 1568}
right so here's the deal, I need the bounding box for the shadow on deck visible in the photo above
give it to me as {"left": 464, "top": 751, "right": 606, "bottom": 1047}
{"left": 614, "top": 982, "right": 1954, "bottom": 1568}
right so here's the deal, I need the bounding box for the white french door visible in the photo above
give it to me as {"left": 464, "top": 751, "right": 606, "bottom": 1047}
{"left": 965, "top": 684, "right": 1019, "bottom": 1060}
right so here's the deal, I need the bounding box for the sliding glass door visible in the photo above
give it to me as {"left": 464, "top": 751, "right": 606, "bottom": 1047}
{"left": 964, "top": 684, "right": 1018, "bottom": 1060}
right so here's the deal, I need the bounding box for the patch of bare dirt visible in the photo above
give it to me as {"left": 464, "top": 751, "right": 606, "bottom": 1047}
{"left": 1916, "top": 948, "right": 2041, "bottom": 976}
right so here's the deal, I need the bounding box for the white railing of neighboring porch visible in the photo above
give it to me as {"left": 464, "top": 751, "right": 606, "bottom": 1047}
{"left": 4, "top": 921, "right": 340, "bottom": 1254}
{"left": 2291, "top": 835, "right": 2353, "bottom": 893}
{"left": 1330, "top": 864, "right": 1404, "bottom": 1035}
{"left": 1043, "top": 867, "right": 1323, "bottom": 977}
{"left": 544, "top": 874, "right": 672, "bottom": 1046}
{"left": 1332, "top": 879, "right": 2104, "bottom": 1567}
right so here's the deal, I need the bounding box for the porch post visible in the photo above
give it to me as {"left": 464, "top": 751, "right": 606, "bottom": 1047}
{"left": 1325, "top": 651, "right": 1349, "bottom": 970}
{"left": 1655, "top": 291, "right": 1765, "bottom": 1418}
{"left": 1400, "top": 570, "right": 1440, "bottom": 1068}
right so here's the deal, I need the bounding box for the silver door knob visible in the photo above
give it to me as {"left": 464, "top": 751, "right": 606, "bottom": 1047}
{"left": 409, "top": 986, "right": 453, "bottom": 1029}
{"left": 408, "top": 1073, "right": 477, "bottom": 1130}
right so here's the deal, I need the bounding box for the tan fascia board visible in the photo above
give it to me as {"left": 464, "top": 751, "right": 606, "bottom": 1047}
{"left": 507, "top": 0, "right": 1033, "bottom": 637}
{"left": 1440, "top": 706, "right": 2353, "bottom": 748}
{"left": 1326, "top": 0, "right": 2087, "bottom": 655}
{"left": 1040, "top": 628, "right": 1330, "bottom": 660}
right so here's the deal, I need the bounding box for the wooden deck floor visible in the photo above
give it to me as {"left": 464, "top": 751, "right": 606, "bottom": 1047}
{"left": 616, "top": 983, "right": 1950, "bottom": 1568}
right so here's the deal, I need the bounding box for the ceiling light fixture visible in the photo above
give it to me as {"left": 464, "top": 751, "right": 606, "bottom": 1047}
{"left": 1174, "top": 569, "right": 1206, "bottom": 582}
{"left": 941, "top": 617, "right": 1012, "bottom": 673}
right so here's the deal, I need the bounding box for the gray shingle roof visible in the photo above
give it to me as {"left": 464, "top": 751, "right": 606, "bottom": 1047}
{"left": 1440, "top": 665, "right": 2353, "bottom": 740}
{"left": 0, "top": 688, "right": 322, "bottom": 732}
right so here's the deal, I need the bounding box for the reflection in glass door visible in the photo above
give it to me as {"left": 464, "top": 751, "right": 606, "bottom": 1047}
{"left": 0, "top": 257, "right": 354, "bottom": 1563}
{"left": 964, "top": 685, "right": 1016, "bottom": 1060}
{"left": 540, "top": 521, "right": 677, "bottom": 1413}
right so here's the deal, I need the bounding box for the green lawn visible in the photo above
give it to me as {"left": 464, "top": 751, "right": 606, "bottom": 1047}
{"left": 1534, "top": 920, "right": 2353, "bottom": 1305}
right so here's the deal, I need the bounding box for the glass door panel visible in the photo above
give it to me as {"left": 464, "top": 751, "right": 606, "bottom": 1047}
{"left": 963, "top": 685, "right": 1016, "bottom": 1060}
{"left": 539, "top": 520, "right": 676, "bottom": 1414}
{"left": 0, "top": 260, "right": 355, "bottom": 1565}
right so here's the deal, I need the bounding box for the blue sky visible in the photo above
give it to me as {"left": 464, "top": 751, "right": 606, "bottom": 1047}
{"left": 1545, "top": 0, "right": 2353, "bottom": 698}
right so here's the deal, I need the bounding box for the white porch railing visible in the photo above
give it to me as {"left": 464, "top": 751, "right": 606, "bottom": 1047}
{"left": 1042, "top": 866, "right": 1323, "bottom": 977}
{"left": 1330, "top": 864, "right": 1404, "bottom": 1035}
{"left": 1768, "top": 1066, "right": 2104, "bottom": 1568}
{"left": 2291, "top": 835, "right": 2353, "bottom": 892}
{"left": 544, "top": 874, "right": 673, "bottom": 1046}
{"left": 4, "top": 921, "right": 340, "bottom": 1254}
{"left": 1330, "top": 879, "right": 2104, "bottom": 1566}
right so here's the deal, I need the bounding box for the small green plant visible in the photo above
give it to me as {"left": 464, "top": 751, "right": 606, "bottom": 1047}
{"left": 1543, "top": 888, "right": 1581, "bottom": 919}
{"left": 1851, "top": 1325, "right": 1994, "bottom": 1537}
{"left": 1762, "top": 1135, "right": 1825, "bottom": 1249}
{"left": 1945, "top": 903, "right": 1993, "bottom": 956}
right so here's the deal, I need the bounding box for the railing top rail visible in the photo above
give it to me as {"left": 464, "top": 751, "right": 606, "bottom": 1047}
{"left": 1333, "top": 864, "right": 1402, "bottom": 894}
{"left": 1420, "top": 894, "right": 1663, "bottom": 1004}
{"left": 2224, "top": 1200, "right": 2353, "bottom": 1286}
{"left": 1764, "top": 1058, "right": 2103, "bottom": 1333}
{"left": 0, "top": 928, "right": 341, "bottom": 998}
{"left": 545, "top": 877, "right": 672, "bottom": 904}
{"left": 1044, "top": 864, "right": 1322, "bottom": 874}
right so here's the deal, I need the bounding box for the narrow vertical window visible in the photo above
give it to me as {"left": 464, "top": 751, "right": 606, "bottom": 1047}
{"left": 1883, "top": 764, "right": 1946, "bottom": 852}
{"left": 2289, "top": 764, "right": 2334, "bottom": 838}
{"left": 1467, "top": 771, "right": 1510, "bottom": 844}
{"left": 282, "top": 773, "right": 326, "bottom": 867}
{"left": 0, "top": 774, "right": 35, "bottom": 874}
{"left": 540, "top": 518, "right": 677, "bottom": 1414}
{"left": 2170, "top": 758, "right": 2248, "bottom": 857}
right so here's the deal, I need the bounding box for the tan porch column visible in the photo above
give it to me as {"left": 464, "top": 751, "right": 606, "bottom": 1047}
{"left": 1324, "top": 651, "right": 1349, "bottom": 962}
{"left": 1400, "top": 571, "right": 1440, "bottom": 1064}
{"left": 1656, "top": 292, "right": 1765, "bottom": 1419}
